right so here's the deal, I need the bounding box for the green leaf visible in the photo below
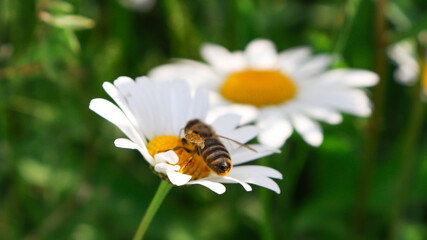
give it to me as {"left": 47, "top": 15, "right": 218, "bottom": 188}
{"left": 45, "top": 1, "right": 74, "bottom": 14}
{"left": 64, "top": 29, "right": 81, "bottom": 53}
{"left": 42, "top": 14, "right": 95, "bottom": 30}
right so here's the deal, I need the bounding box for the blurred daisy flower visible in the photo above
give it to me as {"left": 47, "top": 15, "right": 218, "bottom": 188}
{"left": 387, "top": 40, "right": 420, "bottom": 86}
{"left": 387, "top": 39, "right": 427, "bottom": 98}
{"left": 89, "top": 77, "right": 282, "bottom": 194}
{"left": 148, "top": 39, "right": 379, "bottom": 148}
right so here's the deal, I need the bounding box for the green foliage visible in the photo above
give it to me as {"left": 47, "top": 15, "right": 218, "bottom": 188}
{"left": 1, "top": 0, "right": 426, "bottom": 240}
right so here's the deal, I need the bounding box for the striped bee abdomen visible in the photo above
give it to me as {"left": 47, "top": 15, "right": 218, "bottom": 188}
{"left": 201, "top": 138, "right": 232, "bottom": 175}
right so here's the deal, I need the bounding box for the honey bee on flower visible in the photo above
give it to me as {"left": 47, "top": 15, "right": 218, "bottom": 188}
{"left": 89, "top": 77, "right": 282, "bottom": 194}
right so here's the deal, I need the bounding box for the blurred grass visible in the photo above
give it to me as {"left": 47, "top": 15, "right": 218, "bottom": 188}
{"left": 1, "top": 0, "right": 427, "bottom": 240}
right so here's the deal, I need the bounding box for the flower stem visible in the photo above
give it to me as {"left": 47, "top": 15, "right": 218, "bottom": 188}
{"left": 260, "top": 188, "right": 274, "bottom": 240}
{"left": 333, "top": 0, "right": 362, "bottom": 56}
{"left": 133, "top": 181, "right": 172, "bottom": 240}
{"left": 281, "top": 142, "right": 310, "bottom": 239}
{"left": 387, "top": 61, "right": 425, "bottom": 240}
{"left": 354, "top": 0, "right": 388, "bottom": 237}
{"left": 258, "top": 156, "right": 275, "bottom": 240}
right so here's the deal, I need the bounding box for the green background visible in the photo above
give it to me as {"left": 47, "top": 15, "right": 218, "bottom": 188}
{"left": 1, "top": 0, "right": 426, "bottom": 239}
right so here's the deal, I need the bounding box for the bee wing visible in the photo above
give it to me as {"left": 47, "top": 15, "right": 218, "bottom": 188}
{"left": 217, "top": 135, "right": 257, "bottom": 152}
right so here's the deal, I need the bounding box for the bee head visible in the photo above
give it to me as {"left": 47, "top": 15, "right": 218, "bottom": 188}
{"left": 184, "top": 129, "right": 204, "bottom": 144}
{"left": 183, "top": 119, "right": 214, "bottom": 147}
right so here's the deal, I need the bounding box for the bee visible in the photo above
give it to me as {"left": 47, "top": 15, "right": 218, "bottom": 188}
{"left": 183, "top": 119, "right": 256, "bottom": 176}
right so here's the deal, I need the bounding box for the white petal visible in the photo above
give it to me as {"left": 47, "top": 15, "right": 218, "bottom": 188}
{"left": 387, "top": 41, "right": 415, "bottom": 65}
{"left": 199, "top": 175, "right": 250, "bottom": 191}
{"left": 206, "top": 104, "right": 259, "bottom": 125}
{"left": 316, "top": 69, "right": 379, "bottom": 87}
{"left": 186, "top": 179, "right": 226, "bottom": 194}
{"left": 221, "top": 125, "right": 259, "bottom": 147}
{"left": 114, "top": 138, "right": 139, "bottom": 149}
{"left": 89, "top": 99, "right": 145, "bottom": 146}
{"left": 302, "top": 107, "right": 343, "bottom": 125}
{"left": 230, "top": 165, "right": 282, "bottom": 179}
{"left": 148, "top": 60, "right": 221, "bottom": 90}
{"left": 113, "top": 75, "right": 135, "bottom": 88}
{"left": 322, "top": 89, "right": 372, "bottom": 116}
{"left": 230, "top": 144, "right": 279, "bottom": 165}
{"left": 279, "top": 46, "right": 312, "bottom": 74}
{"left": 293, "top": 54, "right": 332, "bottom": 79}
{"left": 229, "top": 173, "right": 281, "bottom": 194}
{"left": 114, "top": 138, "right": 153, "bottom": 165}
{"left": 154, "top": 163, "right": 180, "bottom": 173}
{"left": 394, "top": 65, "right": 419, "bottom": 85}
{"left": 166, "top": 171, "right": 192, "bottom": 186}
{"left": 115, "top": 77, "right": 157, "bottom": 139}
{"left": 387, "top": 41, "right": 419, "bottom": 85}
{"left": 209, "top": 114, "right": 242, "bottom": 135}
{"left": 257, "top": 118, "right": 293, "bottom": 148}
{"left": 103, "top": 81, "right": 139, "bottom": 129}
{"left": 245, "top": 39, "right": 279, "bottom": 69}
{"left": 169, "top": 81, "right": 192, "bottom": 134}
{"left": 290, "top": 113, "right": 323, "bottom": 147}
{"left": 206, "top": 176, "right": 252, "bottom": 191}
{"left": 201, "top": 43, "right": 247, "bottom": 74}
{"left": 201, "top": 43, "right": 230, "bottom": 66}
{"left": 155, "top": 150, "right": 179, "bottom": 164}
{"left": 188, "top": 89, "right": 210, "bottom": 121}
{"left": 156, "top": 82, "right": 174, "bottom": 135}
{"left": 297, "top": 85, "right": 373, "bottom": 117}
{"left": 285, "top": 101, "right": 343, "bottom": 125}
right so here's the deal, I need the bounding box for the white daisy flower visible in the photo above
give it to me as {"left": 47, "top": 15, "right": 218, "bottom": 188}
{"left": 148, "top": 39, "right": 379, "bottom": 148}
{"left": 89, "top": 76, "right": 282, "bottom": 194}
{"left": 387, "top": 40, "right": 427, "bottom": 99}
{"left": 387, "top": 40, "right": 420, "bottom": 86}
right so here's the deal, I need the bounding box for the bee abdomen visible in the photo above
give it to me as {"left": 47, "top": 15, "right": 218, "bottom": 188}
{"left": 202, "top": 138, "right": 232, "bottom": 175}
{"left": 202, "top": 139, "right": 228, "bottom": 159}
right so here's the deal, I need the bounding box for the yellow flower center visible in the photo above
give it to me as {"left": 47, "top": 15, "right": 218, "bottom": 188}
{"left": 220, "top": 69, "right": 297, "bottom": 107}
{"left": 147, "top": 135, "right": 211, "bottom": 180}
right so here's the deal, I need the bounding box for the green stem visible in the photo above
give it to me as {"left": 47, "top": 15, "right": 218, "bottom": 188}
{"left": 333, "top": 0, "right": 363, "bottom": 56}
{"left": 387, "top": 62, "right": 425, "bottom": 240}
{"left": 354, "top": 0, "right": 388, "bottom": 237}
{"left": 133, "top": 181, "right": 172, "bottom": 240}
{"left": 260, "top": 188, "right": 274, "bottom": 240}
{"left": 281, "top": 142, "right": 310, "bottom": 239}
{"left": 258, "top": 156, "right": 275, "bottom": 240}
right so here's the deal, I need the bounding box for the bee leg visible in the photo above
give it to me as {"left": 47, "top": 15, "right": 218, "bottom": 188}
{"left": 172, "top": 146, "right": 192, "bottom": 153}
{"left": 191, "top": 147, "right": 198, "bottom": 159}
{"left": 182, "top": 147, "right": 198, "bottom": 169}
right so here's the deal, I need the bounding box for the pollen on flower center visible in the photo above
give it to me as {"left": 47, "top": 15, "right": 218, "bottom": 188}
{"left": 147, "top": 135, "right": 211, "bottom": 180}
{"left": 220, "top": 69, "right": 297, "bottom": 107}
